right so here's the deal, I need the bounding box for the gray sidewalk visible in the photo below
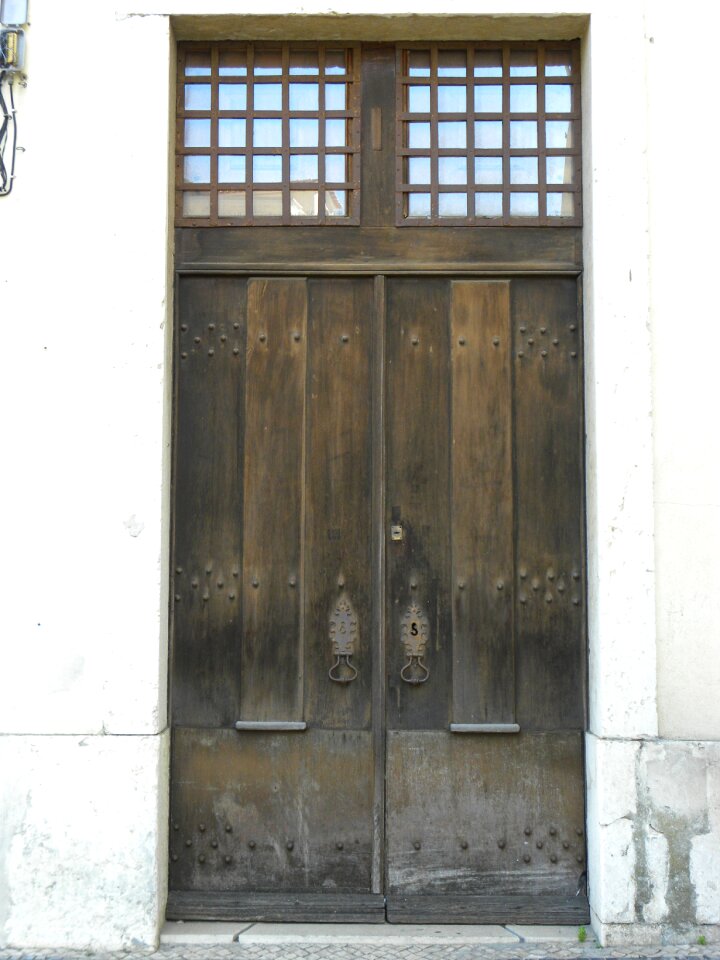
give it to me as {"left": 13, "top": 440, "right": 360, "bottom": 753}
{"left": 2, "top": 923, "right": 719, "bottom": 960}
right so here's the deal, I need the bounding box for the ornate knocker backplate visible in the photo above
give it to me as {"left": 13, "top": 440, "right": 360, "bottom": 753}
{"left": 328, "top": 593, "right": 359, "bottom": 684}
{"left": 400, "top": 602, "right": 430, "bottom": 685}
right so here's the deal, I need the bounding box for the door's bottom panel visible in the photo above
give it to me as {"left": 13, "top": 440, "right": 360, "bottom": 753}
{"left": 386, "top": 894, "right": 590, "bottom": 924}
{"left": 169, "top": 728, "right": 374, "bottom": 893}
{"left": 386, "top": 731, "right": 585, "bottom": 897}
{"left": 167, "top": 892, "right": 386, "bottom": 922}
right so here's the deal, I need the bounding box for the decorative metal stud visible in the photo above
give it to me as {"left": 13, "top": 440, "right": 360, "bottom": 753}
{"left": 199, "top": 824, "right": 206, "bottom": 832}
{"left": 180, "top": 324, "right": 188, "bottom": 332}
{"left": 531, "top": 578, "right": 540, "bottom": 591}
{"left": 549, "top": 827, "right": 557, "bottom": 836}
{"left": 492, "top": 336, "right": 500, "bottom": 346}
{"left": 293, "top": 331, "right": 301, "bottom": 342}
{"left": 171, "top": 853, "right": 178, "bottom": 861}
{"left": 259, "top": 333, "right": 266, "bottom": 342}
{"left": 198, "top": 855, "right": 206, "bottom": 863}
{"left": 569, "top": 324, "right": 577, "bottom": 332}
{"left": 233, "top": 569, "right": 239, "bottom": 578}
{"left": 547, "top": 569, "right": 555, "bottom": 581}
{"left": 191, "top": 580, "right": 198, "bottom": 589}
{"left": 412, "top": 336, "right": 419, "bottom": 346}
{"left": 217, "top": 581, "right": 224, "bottom": 589}
{"left": 209, "top": 324, "right": 215, "bottom": 331}
{"left": 413, "top": 841, "right": 421, "bottom": 850}
{"left": 176, "top": 567, "right": 183, "bottom": 575}
{"left": 233, "top": 347, "right": 240, "bottom": 355}
{"left": 458, "top": 581, "right": 465, "bottom": 590}
{"left": 524, "top": 827, "right": 532, "bottom": 836}
{"left": 173, "top": 823, "right": 180, "bottom": 831}
{"left": 558, "top": 583, "right": 565, "bottom": 594}
{"left": 519, "top": 326, "right": 527, "bottom": 333}
{"left": 576, "top": 828, "right": 583, "bottom": 836}
{"left": 577, "top": 854, "right": 584, "bottom": 863}
{"left": 528, "top": 338, "right": 534, "bottom": 345}
{"left": 410, "top": 579, "right": 417, "bottom": 590}
{"left": 461, "top": 840, "right": 468, "bottom": 849}
{"left": 553, "top": 338, "right": 559, "bottom": 345}
{"left": 185, "top": 840, "right": 192, "bottom": 847}
{"left": 248, "top": 841, "right": 256, "bottom": 849}
{"left": 523, "top": 854, "right": 531, "bottom": 863}
{"left": 519, "top": 593, "right": 527, "bottom": 604}
{"left": 519, "top": 568, "right": 527, "bottom": 580}
{"left": 341, "top": 335, "right": 349, "bottom": 343}
{"left": 202, "top": 593, "right": 209, "bottom": 602}
{"left": 211, "top": 840, "right": 218, "bottom": 849}
{"left": 174, "top": 594, "right": 181, "bottom": 602}
{"left": 336, "top": 842, "right": 344, "bottom": 850}
{"left": 287, "top": 841, "right": 294, "bottom": 851}
{"left": 550, "top": 854, "right": 558, "bottom": 863}
{"left": 540, "top": 327, "right": 546, "bottom": 334}
{"left": 536, "top": 840, "right": 544, "bottom": 849}
{"left": 205, "top": 567, "right": 212, "bottom": 575}
{"left": 563, "top": 841, "right": 570, "bottom": 849}
{"left": 497, "top": 839, "right": 506, "bottom": 849}
{"left": 224, "top": 855, "right": 232, "bottom": 864}
{"left": 572, "top": 571, "right": 580, "bottom": 581}
{"left": 288, "top": 576, "right": 296, "bottom": 588}
{"left": 496, "top": 580, "right": 504, "bottom": 591}
{"left": 573, "top": 598, "right": 580, "bottom": 606}
{"left": 541, "top": 350, "right": 547, "bottom": 357}
{"left": 252, "top": 578, "right": 259, "bottom": 588}
{"left": 194, "top": 337, "right": 201, "bottom": 344}
{"left": 571, "top": 351, "right": 577, "bottom": 359}
{"left": 545, "top": 592, "right": 553, "bottom": 604}
{"left": 233, "top": 322, "right": 240, "bottom": 330}
{"left": 337, "top": 576, "right": 345, "bottom": 588}
{"left": 220, "top": 335, "right": 227, "bottom": 343}
{"left": 458, "top": 337, "right": 466, "bottom": 346}
{"left": 181, "top": 352, "right": 188, "bottom": 360}
{"left": 225, "top": 825, "right": 233, "bottom": 833}
{"left": 208, "top": 349, "right": 214, "bottom": 357}
{"left": 518, "top": 351, "right": 524, "bottom": 358}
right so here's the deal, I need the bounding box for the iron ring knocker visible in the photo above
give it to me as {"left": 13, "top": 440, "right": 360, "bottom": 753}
{"left": 329, "top": 653, "right": 359, "bottom": 684}
{"left": 328, "top": 592, "right": 359, "bottom": 685}
{"left": 400, "top": 654, "right": 429, "bottom": 685}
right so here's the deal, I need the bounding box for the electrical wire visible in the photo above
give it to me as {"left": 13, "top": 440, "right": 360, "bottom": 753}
{"left": 0, "top": 69, "right": 18, "bottom": 197}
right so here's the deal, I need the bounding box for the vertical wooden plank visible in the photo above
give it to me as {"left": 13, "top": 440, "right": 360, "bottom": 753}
{"left": 385, "top": 277, "right": 451, "bottom": 731}
{"left": 240, "top": 278, "right": 307, "bottom": 722}
{"left": 450, "top": 281, "right": 514, "bottom": 724}
{"left": 512, "top": 277, "right": 585, "bottom": 730}
{"left": 361, "top": 45, "right": 396, "bottom": 227}
{"left": 171, "top": 276, "right": 247, "bottom": 727}
{"left": 303, "top": 278, "right": 374, "bottom": 730}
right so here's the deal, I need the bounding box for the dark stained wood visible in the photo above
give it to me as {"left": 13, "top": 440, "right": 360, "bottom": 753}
{"left": 385, "top": 278, "right": 452, "bottom": 731}
{"left": 176, "top": 224, "right": 582, "bottom": 273}
{"left": 171, "top": 276, "right": 247, "bottom": 728}
{"left": 386, "top": 894, "right": 590, "bottom": 924}
{"left": 240, "top": 278, "right": 307, "bottom": 722}
{"left": 169, "top": 727, "right": 375, "bottom": 894}
{"left": 385, "top": 731, "right": 586, "bottom": 896}
{"left": 512, "top": 277, "right": 585, "bottom": 731}
{"left": 360, "top": 45, "right": 396, "bottom": 227}
{"left": 303, "top": 278, "right": 374, "bottom": 729}
{"left": 450, "top": 281, "right": 514, "bottom": 724}
{"left": 167, "top": 891, "right": 386, "bottom": 922}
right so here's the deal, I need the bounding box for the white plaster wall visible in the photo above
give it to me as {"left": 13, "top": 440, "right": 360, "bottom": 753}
{"left": 645, "top": 2, "right": 720, "bottom": 741}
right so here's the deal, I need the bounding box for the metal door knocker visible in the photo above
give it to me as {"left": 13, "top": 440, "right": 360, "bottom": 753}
{"left": 400, "top": 602, "right": 430, "bottom": 685}
{"left": 328, "top": 594, "right": 359, "bottom": 684}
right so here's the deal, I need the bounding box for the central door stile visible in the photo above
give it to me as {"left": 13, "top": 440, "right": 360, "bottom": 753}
{"left": 371, "top": 274, "right": 387, "bottom": 896}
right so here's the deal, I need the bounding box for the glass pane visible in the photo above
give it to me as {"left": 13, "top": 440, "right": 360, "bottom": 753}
{"left": 474, "top": 51, "right": 502, "bottom": 77}
{"left": 546, "top": 84, "right": 572, "bottom": 113}
{"left": 253, "top": 190, "right": 283, "bottom": 215}
{"left": 438, "top": 121, "right": 467, "bottom": 148}
{"left": 407, "top": 193, "right": 431, "bottom": 218}
{"left": 439, "top": 193, "right": 468, "bottom": 217}
{"left": 438, "top": 50, "right": 466, "bottom": 77}
{"left": 185, "top": 84, "right": 211, "bottom": 111}
{"left": 510, "top": 192, "right": 539, "bottom": 216}
{"left": 546, "top": 155, "right": 574, "bottom": 184}
{"left": 290, "top": 50, "right": 319, "bottom": 75}
{"left": 184, "top": 119, "right": 211, "bottom": 147}
{"left": 475, "top": 120, "right": 503, "bottom": 148}
{"left": 546, "top": 120, "right": 573, "bottom": 148}
{"left": 510, "top": 85, "right": 537, "bottom": 112}
{"left": 253, "top": 154, "right": 282, "bottom": 183}
{"left": 218, "top": 191, "right": 246, "bottom": 217}
{"left": 219, "top": 84, "right": 247, "bottom": 111}
{"left": 253, "top": 118, "right": 282, "bottom": 147}
{"left": 325, "top": 84, "right": 346, "bottom": 111}
{"left": 408, "top": 156, "right": 431, "bottom": 184}
{"left": 289, "top": 82, "right": 319, "bottom": 111}
{"left": 325, "top": 154, "right": 346, "bottom": 182}
{"left": 290, "top": 190, "right": 319, "bottom": 216}
{"left": 182, "top": 191, "right": 210, "bottom": 217}
{"left": 218, "top": 155, "right": 246, "bottom": 183}
{"left": 219, "top": 51, "right": 247, "bottom": 76}
{"left": 545, "top": 51, "right": 572, "bottom": 77}
{"left": 326, "top": 119, "right": 346, "bottom": 147}
{"left": 407, "top": 123, "right": 431, "bottom": 148}
{"left": 408, "top": 50, "right": 431, "bottom": 77}
{"left": 326, "top": 189, "right": 347, "bottom": 216}
{"left": 290, "top": 154, "right": 318, "bottom": 182}
{"left": 408, "top": 86, "right": 431, "bottom": 113}
{"left": 184, "top": 155, "right": 210, "bottom": 183}
{"left": 254, "top": 50, "right": 282, "bottom": 75}
{"left": 185, "top": 53, "right": 210, "bottom": 76}
{"left": 510, "top": 120, "right": 537, "bottom": 148}
{"left": 475, "top": 156, "right": 502, "bottom": 185}
{"left": 438, "top": 86, "right": 467, "bottom": 113}
{"left": 219, "top": 118, "right": 246, "bottom": 147}
{"left": 510, "top": 51, "right": 537, "bottom": 76}
{"left": 475, "top": 85, "right": 502, "bottom": 112}
{"left": 254, "top": 83, "right": 282, "bottom": 111}
{"left": 510, "top": 156, "right": 538, "bottom": 184}
{"left": 325, "top": 50, "right": 346, "bottom": 75}
{"left": 547, "top": 192, "right": 575, "bottom": 217}
{"left": 438, "top": 156, "right": 467, "bottom": 185}
{"left": 290, "top": 118, "right": 319, "bottom": 147}
{"left": 475, "top": 192, "right": 503, "bottom": 217}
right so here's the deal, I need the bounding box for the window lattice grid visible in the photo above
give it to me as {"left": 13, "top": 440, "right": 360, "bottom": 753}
{"left": 395, "top": 41, "right": 582, "bottom": 226}
{"left": 177, "top": 42, "right": 361, "bottom": 226}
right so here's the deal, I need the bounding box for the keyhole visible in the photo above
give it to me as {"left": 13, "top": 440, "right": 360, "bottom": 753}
{"left": 410, "top": 622, "right": 419, "bottom": 636}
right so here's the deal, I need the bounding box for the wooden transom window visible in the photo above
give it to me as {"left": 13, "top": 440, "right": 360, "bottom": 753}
{"left": 176, "top": 43, "right": 361, "bottom": 225}
{"left": 396, "top": 42, "right": 581, "bottom": 226}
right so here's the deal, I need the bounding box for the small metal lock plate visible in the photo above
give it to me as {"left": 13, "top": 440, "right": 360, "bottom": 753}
{"left": 390, "top": 524, "right": 403, "bottom": 542}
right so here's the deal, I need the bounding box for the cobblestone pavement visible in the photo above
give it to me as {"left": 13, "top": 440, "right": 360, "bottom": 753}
{"left": 2, "top": 942, "right": 719, "bottom": 960}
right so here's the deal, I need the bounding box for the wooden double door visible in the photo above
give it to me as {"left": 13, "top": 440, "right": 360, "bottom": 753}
{"left": 168, "top": 268, "right": 588, "bottom": 923}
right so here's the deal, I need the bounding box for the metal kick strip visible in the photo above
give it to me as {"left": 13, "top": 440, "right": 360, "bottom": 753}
{"left": 234, "top": 721, "right": 307, "bottom": 731}
{"left": 450, "top": 723, "right": 520, "bottom": 734}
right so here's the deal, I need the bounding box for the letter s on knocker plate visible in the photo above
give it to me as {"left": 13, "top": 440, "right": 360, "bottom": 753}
{"left": 400, "top": 602, "right": 430, "bottom": 685}
{"left": 328, "top": 593, "right": 359, "bottom": 684}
